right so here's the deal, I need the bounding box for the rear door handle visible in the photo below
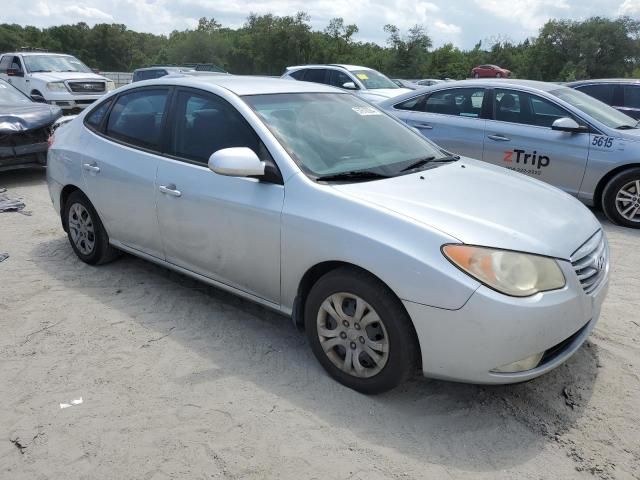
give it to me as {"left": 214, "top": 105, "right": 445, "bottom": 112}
{"left": 159, "top": 184, "right": 182, "bottom": 197}
{"left": 487, "top": 134, "right": 510, "bottom": 141}
{"left": 82, "top": 163, "right": 100, "bottom": 173}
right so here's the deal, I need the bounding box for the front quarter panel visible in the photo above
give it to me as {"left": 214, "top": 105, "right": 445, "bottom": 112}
{"left": 280, "top": 173, "right": 481, "bottom": 312}
{"left": 579, "top": 132, "right": 640, "bottom": 204}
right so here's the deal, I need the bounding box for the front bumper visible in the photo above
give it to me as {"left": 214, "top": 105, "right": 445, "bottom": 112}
{"left": 0, "top": 141, "right": 48, "bottom": 172}
{"left": 404, "top": 259, "right": 608, "bottom": 384}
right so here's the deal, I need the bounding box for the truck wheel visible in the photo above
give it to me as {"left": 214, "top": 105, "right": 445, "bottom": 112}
{"left": 304, "top": 267, "right": 419, "bottom": 394}
{"left": 63, "top": 190, "right": 120, "bottom": 264}
{"left": 602, "top": 167, "right": 640, "bottom": 228}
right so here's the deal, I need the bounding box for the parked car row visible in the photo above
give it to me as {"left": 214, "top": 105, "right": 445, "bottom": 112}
{"left": 46, "top": 73, "right": 610, "bottom": 394}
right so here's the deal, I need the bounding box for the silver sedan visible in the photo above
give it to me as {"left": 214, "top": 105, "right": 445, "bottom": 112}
{"left": 47, "top": 76, "right": 609, "bottom": 393}
{"left": 380, "top": 79, "right": 640, "bottom": 227}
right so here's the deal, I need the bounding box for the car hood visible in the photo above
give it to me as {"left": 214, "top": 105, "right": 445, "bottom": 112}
{"left": 331, "top": 158, "right": 600, "bottom": 260}
{"left": 0, "top": 103, "right": 63, "bottom": 133}
{"left": 29, "top": 71, "right": 109, "bottom": 83}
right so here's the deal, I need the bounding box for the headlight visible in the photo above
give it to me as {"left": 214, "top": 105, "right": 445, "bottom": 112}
{"left": 105, "top": 80, "right": 115, "bottom": 92}
{"left": 46, "top": 81, "right": 67, "bottom": 92}
{"left": 442, "top": 245, "right": 565, "bottom": 297}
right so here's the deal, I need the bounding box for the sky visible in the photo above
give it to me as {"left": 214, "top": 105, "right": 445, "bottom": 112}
{"left": 3, "top": 0, "right": 640, "bottom": 49}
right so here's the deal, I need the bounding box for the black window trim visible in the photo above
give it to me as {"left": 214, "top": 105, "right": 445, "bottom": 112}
{"left": 83, "top": 85, "right": 175, "bottom": 157}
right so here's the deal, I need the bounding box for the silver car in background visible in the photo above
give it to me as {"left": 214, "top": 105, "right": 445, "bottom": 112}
{"left": 380, "top": 79, "right": 640, "bottom": 228}
{"left": 281, "top": 64, "right": 412, "bottom": 103}
{"left": 47, "top": 76, "right": 608, "bottom": 393}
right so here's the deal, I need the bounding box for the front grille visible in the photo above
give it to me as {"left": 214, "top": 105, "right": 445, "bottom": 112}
{"left": 68, "top": 81, "right": 105, "bottom": 93}
{"left": 570, "top": 231, "right": 608, "bottom": 295}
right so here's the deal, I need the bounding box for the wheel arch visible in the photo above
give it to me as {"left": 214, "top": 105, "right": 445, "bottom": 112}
{"left": 59, "top": 184, "right": 82, "bottom": 232}
{"left": 594, "top": 162, "right": 640, "bottom": 210}
{"left": 291, "top": 260, "right": 423, "bottom": 369}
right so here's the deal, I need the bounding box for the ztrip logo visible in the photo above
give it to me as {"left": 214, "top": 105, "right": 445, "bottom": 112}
{"left": 503, "top": 149, "right": 550, "bottom": 169}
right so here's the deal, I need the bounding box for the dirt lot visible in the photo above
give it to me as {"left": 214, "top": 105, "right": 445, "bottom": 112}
{"left": 0, "top": 169, "right": 639, "bottom": 480}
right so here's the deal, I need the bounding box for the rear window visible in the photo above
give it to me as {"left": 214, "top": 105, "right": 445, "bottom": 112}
{"left": 85, "top": 99, "right": 114, "bottom": 129}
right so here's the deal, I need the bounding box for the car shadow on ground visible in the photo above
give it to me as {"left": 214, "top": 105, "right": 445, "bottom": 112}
{"left": 0, "top": 168, "right": 47, "bottom": 189}
{"left": 30, "top": 231, "right": 602, "bottom": 473}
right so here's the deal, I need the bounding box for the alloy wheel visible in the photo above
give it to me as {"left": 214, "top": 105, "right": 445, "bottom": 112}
{"left": 316, "top": 292, "right": 390, "bottom": 378}
{"left": 68, "top": 203, "right": 96, "bottom": 255}
{"left": 615, "top": 180, "right": 640, "bottom": 223}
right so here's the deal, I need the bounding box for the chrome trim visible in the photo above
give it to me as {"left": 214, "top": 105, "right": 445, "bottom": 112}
{"left": 570, "top": 230, "right": 608, "bottom": 295}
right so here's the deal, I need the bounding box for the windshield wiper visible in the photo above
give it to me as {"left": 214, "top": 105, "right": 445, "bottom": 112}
{"left": 30, "top": 69, "right": 51, "bottom": 72}
{"left": 400, "top": 154, "right": 458, "bottom": 172}
{"left": 616, "top": 124, "right": 638, "bottom": 130}
{"left": 316, "top": 170, "right": 390, "bottom": 182}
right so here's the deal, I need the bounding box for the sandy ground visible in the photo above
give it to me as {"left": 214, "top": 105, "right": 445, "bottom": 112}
{"left": 0, "top": 168, "right": 639, "bottom": 480}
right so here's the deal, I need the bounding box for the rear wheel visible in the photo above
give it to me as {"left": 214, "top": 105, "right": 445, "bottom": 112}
{"left": 473, "top": 72, "right": 480, "bottom": 79}
{"left": 304, "top": 267, "right": 419, "bottom": 394}
{"left": 63, "top": 190, "right": 120, "bottom": 264}
{"left": 602, "top": 168, "right": 640, "bottom": 228}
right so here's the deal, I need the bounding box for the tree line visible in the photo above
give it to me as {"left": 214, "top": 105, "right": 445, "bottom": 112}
{"left": 0, "top": 13, "right": 639, "bottom": 81}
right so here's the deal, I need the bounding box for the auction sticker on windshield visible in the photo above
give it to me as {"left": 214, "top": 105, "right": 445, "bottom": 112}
{"left": 352, "top": 106, "right": 381, "bottom": 116}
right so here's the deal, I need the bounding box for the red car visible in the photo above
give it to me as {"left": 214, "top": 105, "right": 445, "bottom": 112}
{"left": 471, "top": 64, "right": 511, "bottom": 78}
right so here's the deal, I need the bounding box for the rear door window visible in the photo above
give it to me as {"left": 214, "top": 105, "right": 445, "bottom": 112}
{"left": 289, "top": 69, "right": 306, "bottom": 80}
{"left": 105, "top": 88, "right": 170, "bottom": 150}
{"left": 425, "top": 88, "right": 486, "bottom": 117}
{"left": 394, "top": 95, "right": 427, "bottom": 112}
{"left": 302, "top": 69, "right": 328, "bottom": 84}
{"left": 576, "top": 84, "right": 615, "bottom": 105}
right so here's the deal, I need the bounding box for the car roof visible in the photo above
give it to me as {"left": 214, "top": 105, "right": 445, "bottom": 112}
{"left": 134, "top": 66, "right": 192, "bottom": 73}
{"left": 143, "top": 75, "right": 344, "bottom": 95}
{"left": 4, "top": 52, "right": 72, "bottom": 57}
{"left": 566, "top": 78, "right": 640, "bottom": 86}
{"left": 286, "top": 64, "right": 372, "bottom": 72}
{"left": 378, "top": 79, "right": 574, "bottom": 107}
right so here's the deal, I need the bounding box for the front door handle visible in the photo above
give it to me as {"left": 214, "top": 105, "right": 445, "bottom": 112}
{"left": 82, "top": 163, "right": 100, "bottom": 173}
{"left": 487, "top": 134, "right": 510, "bottom": 141}
{"left": 159, "top": 184, "right": 182, "bottom": 197}
{"left": 412, "top": 122, "right": 433, "bottom": 130}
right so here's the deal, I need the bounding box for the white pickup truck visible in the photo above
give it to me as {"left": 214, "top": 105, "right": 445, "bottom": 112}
{"left": 0, "top": 51, "right": 115, "bottom": 113}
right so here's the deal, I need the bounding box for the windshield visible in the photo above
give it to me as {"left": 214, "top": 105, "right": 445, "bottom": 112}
{"left": 550, "top": 87, "right": 637, "bottom": 129}
{"left": 350, "top": 69, "right": 398, "bottom": 90}
{"left": 24, "top": 55, "right": 92, "bottom": 73}
{"left": 244, "top": 93, "right": 446, "bottom": 178}
{"left": 0, "top": 80, "right": 31, "bottom": 104}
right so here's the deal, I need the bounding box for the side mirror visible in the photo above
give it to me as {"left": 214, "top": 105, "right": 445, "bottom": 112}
{"left": 7, "top": 68, "right": 24, "bottom": 77}
{"left": 552, "top": 117, "right": 586, "bottom": 133}
{"left": 342, "top": 81, "right": 358, "bottom": 90}
{"left": 208, "top": 147, "right": 265, "bottom": 178}
{"left": 31, "top": 93, "right": 46, "bottom": 103}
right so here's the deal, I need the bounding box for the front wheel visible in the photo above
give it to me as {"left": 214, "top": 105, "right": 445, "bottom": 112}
{"left": 304, "top": 267, "right": 419, "bottom": 394}
{"left": 473, "top": 72, "right": 480, "bottom": 79}
{"left": 496, "top": 72, "right": 502, "bottom": 78}
{"left": 602, "top": 168, "right": 640, "bottom": 228}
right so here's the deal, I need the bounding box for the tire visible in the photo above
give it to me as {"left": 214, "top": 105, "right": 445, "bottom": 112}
{"left": 304, "top": 267, "right": 419, "bottom": 394}
{"left": 473, "top": 72, "right": 480, "bottom": 79}
{"left": 601, "top": 168, "right": 640, "bottom": 228}
{"left": 496, "top": 72, "right": 502, "bottom": 78}
{"left": 63, "top": 190, "right": 120, "bottom": 264}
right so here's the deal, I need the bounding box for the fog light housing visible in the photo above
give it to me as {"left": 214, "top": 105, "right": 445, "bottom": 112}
{"left": 491, "top": 351, "right": 544, "bottom": 373}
